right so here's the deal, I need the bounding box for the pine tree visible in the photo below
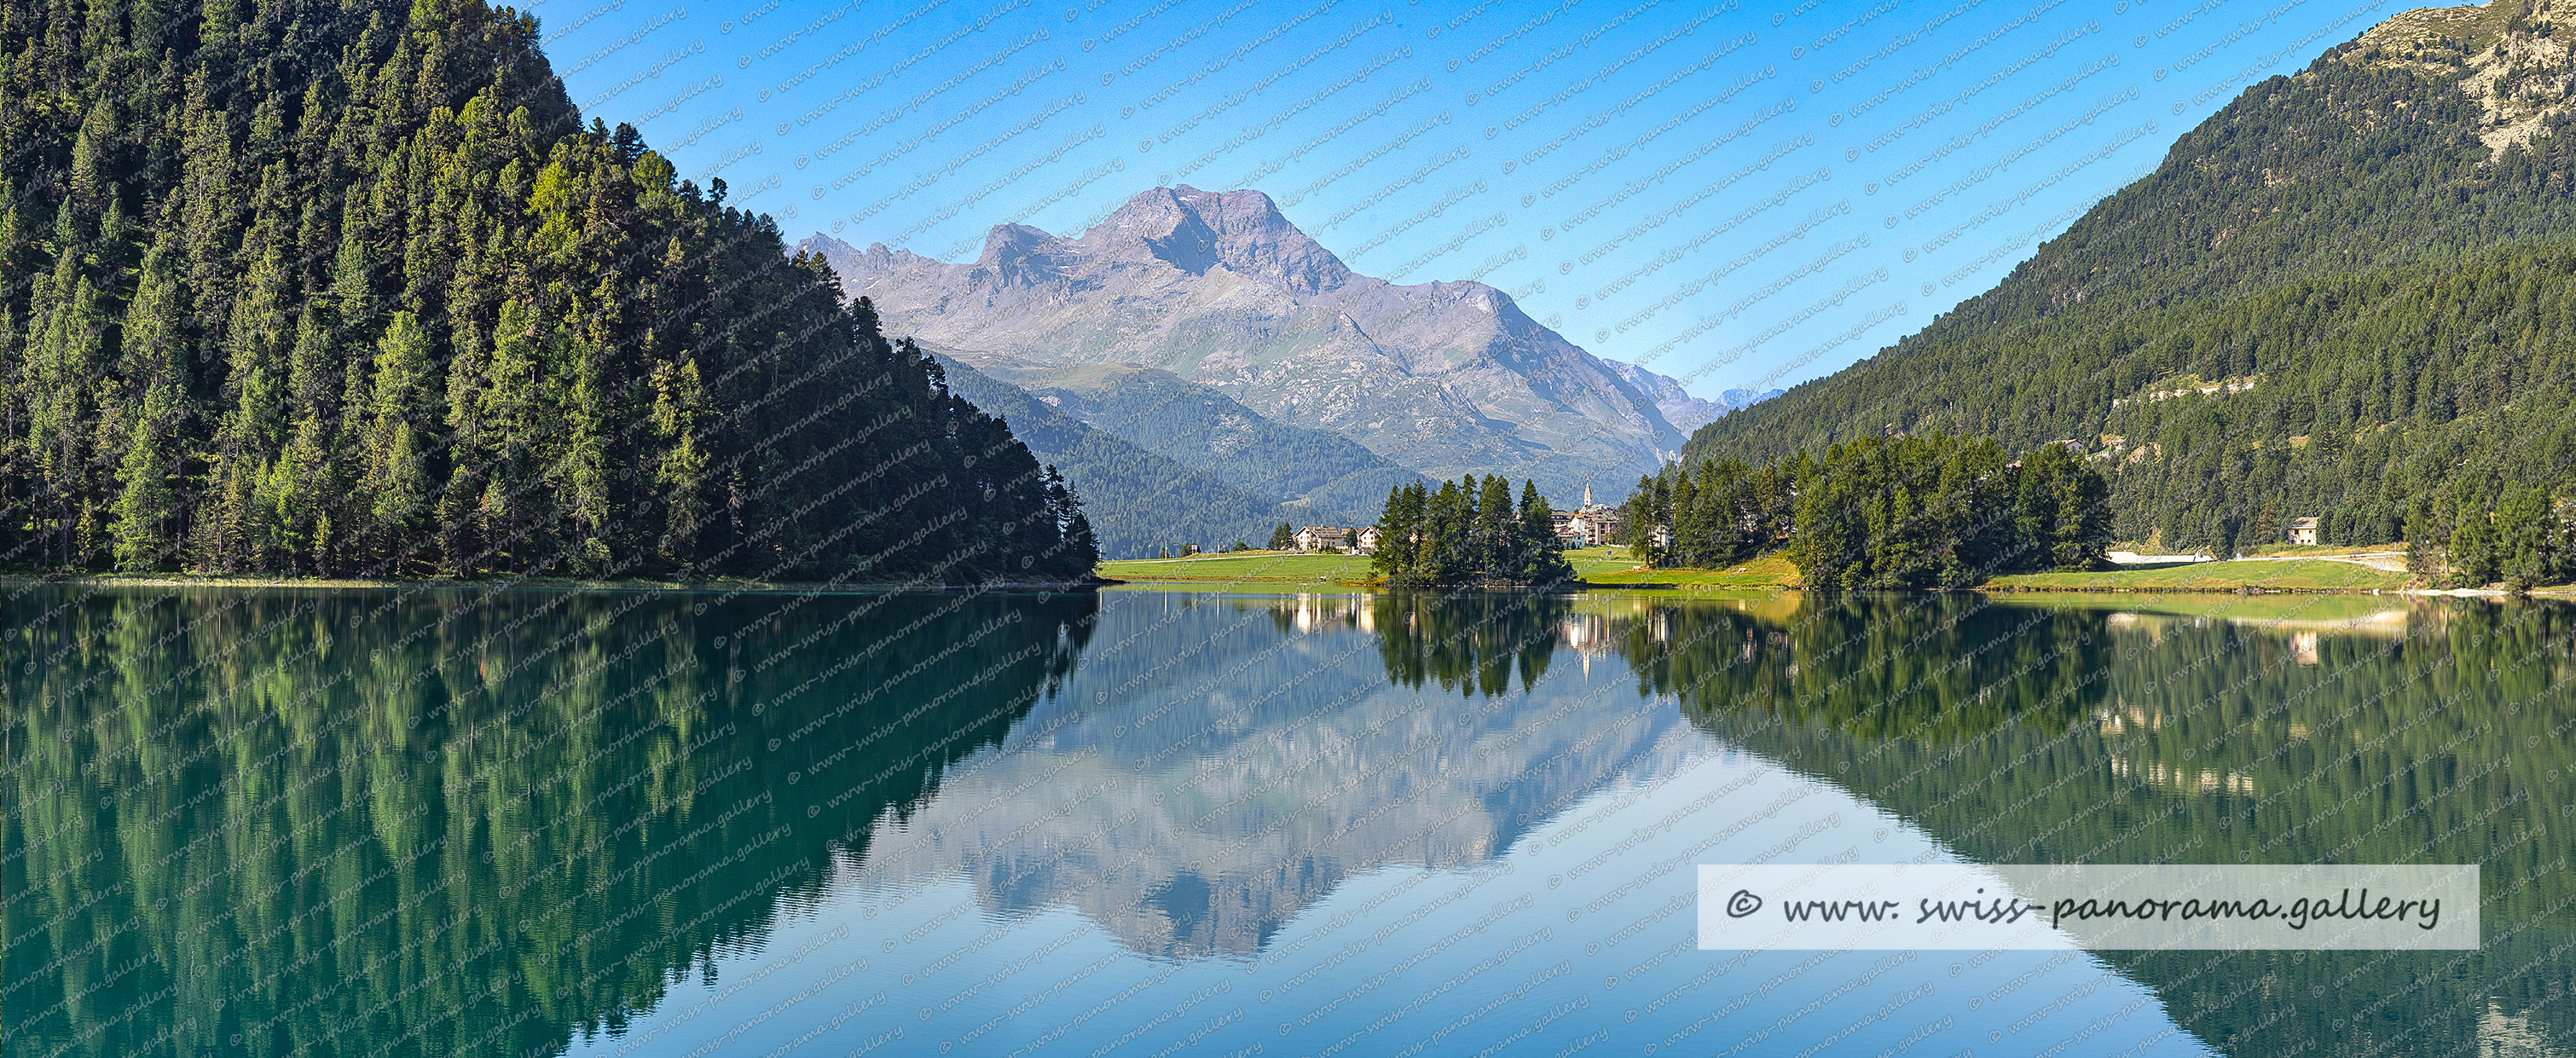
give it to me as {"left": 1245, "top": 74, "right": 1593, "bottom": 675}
{"left": 1516, "top": 479, "right": 1573, "bottom": 584}
{"left": 1366, "top": 477, "right": 1561, "bottom": 586}
{"left": 28, "top": 263, "right": 110, "bottom": 568}
{"left": 1475, "top": 475, "right": 1514, "bottom": 578}
{"left": 1369, "top": 484, "right": 1413, "bottom": 581}
{"left": 2450, "top": 498, "right": 2499, "bottom": 587}
{"left": 2493, "top": 488, "right": 2558, "bottom": 591}
{"left": 477, "top": 298, "right": 546, "bottom": 569}
{"left": 1622, "top": 474, "right": 1668, "bottom": 568}
{"left": 651, "top": 356, "right": 710, "bottom": 568}
{"left": 356, "top": 311, "right": 435, "bottom": 573}
{"left": 109, "top": 389, "right": 182, "bottom": 569}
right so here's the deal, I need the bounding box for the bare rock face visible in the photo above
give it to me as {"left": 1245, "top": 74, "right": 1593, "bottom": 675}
{"left": 2347, "top": 0, "right": 2576, "bottom": 155}
{"left": 799, "top": 186, "right": 1704, "bottom": 500}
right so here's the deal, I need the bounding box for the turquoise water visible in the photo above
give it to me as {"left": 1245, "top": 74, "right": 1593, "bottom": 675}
{"left": 3, "top": 585, "right": 2568, "bottom": 1056}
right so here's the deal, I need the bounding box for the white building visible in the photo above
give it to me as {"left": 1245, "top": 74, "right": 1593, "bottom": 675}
{"left": 1294, "top": 526, "right": 1350, "bottom": 552}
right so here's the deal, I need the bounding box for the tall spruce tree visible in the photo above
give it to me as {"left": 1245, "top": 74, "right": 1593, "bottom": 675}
{"left": 2452, "top": 497, "right": 2502, "bottom": 587}
{"left": 2492, "top": 486, "right": 2561, "bottom": 590}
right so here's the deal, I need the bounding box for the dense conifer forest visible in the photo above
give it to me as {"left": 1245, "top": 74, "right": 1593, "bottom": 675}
{"left": 1627, "top": 435, "right": 2112, "bottom": 588}
{"left": 1682, "top": 36, "right": 2576, "bottom": 564}
{"left": 0, "top": 0, "right": 1094, "bottom": 581}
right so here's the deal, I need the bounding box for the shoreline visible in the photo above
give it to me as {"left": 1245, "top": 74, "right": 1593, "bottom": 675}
{"left": 1099, "top": 577, "right": 2576, "bottom": 598}
{"left": 2, "top": 573, "right": 1110, "bottom": 595}
{"left": 12, "top": 573, "right": 2568, "bottom": 599}
{"left": 1979, "top": 584, "right": 2562, "bottom": 597}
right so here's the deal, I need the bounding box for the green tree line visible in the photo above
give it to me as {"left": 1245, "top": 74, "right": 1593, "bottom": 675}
{"left": 0, "top": 0, "right": 1092, "bottom": 581}
{"left": 1369, "top": 476, "right": 1577, "bottom": 586}
{"left": 1627, "top": 435, "right": 2110, "bottom": 588}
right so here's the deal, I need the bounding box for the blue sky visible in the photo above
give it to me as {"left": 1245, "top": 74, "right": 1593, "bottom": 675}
{"left": 541, "top": 0, "right": 2403, "bottom": 397}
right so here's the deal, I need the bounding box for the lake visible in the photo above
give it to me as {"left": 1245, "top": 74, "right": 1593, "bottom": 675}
{"left": 3, "top": 583, "right": 2568, "bottom": 1056}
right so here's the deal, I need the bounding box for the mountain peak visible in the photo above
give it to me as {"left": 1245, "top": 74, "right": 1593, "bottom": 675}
{"left": 978, "top": 223, "right": 1056, "bottom": 260}
{"left": 1076, "top": 185, "right": 1356, "bottom": 292}
{"left": 975, "top": 223, "right": 1073, "bottom": 283}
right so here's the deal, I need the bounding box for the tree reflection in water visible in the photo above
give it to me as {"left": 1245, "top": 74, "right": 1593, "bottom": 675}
{"left": 1610, "top": 592, "right": 2575, "bottom": 1058}
{"left": 1304, "top": 587, "right": 2576, "bottom": 1055}
{"left": 0, "top": 586, "right": 1096, "bottom": 1058}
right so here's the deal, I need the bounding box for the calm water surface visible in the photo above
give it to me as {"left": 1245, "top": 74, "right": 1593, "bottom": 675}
{"left": 3, "top": 584, "right": 2569, "bottom": 1056}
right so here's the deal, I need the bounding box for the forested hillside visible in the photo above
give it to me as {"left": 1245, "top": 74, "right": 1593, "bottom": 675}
{"left": 1682, "top": 0, "right": 2576, "bottom": 558}
{"left": 958, "top": 357, "right": 1424, "bottom": 522}
{"left": 0, "top": 0, "right": 1093, "bottom": 581}
{"left": 931, "top": 354, "right": 1294, "bottom": 558}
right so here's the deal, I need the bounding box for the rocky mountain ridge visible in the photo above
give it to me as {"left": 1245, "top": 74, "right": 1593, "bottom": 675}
{"left": 800, "top": 186, "right": 1726, "bottom": 500}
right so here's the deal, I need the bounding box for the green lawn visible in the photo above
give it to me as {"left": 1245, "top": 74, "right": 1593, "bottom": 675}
{"left": 1097, "top": 551, "right": 1378, "bottom": 583}
{"left": 1562, "top": 546, "right": 1647, "bottom": 578}
{"left": 1984, "top": 558, "right": 2410, "bottom": 593}
{"left": 1579, "top": 551, "right": 1803, "bottom": 588}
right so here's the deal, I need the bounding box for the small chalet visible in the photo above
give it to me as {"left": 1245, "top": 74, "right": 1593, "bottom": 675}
{"left": 2287, "top": 517, "right": 2319, "bottom": 546}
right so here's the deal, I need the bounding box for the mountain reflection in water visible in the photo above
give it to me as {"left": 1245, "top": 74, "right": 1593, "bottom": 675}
{"left": 4, "top": 585, "right": 2569, "bottom": 1057}
{"left": 854, "top": 592, "right": 1687, "bottom": 962}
